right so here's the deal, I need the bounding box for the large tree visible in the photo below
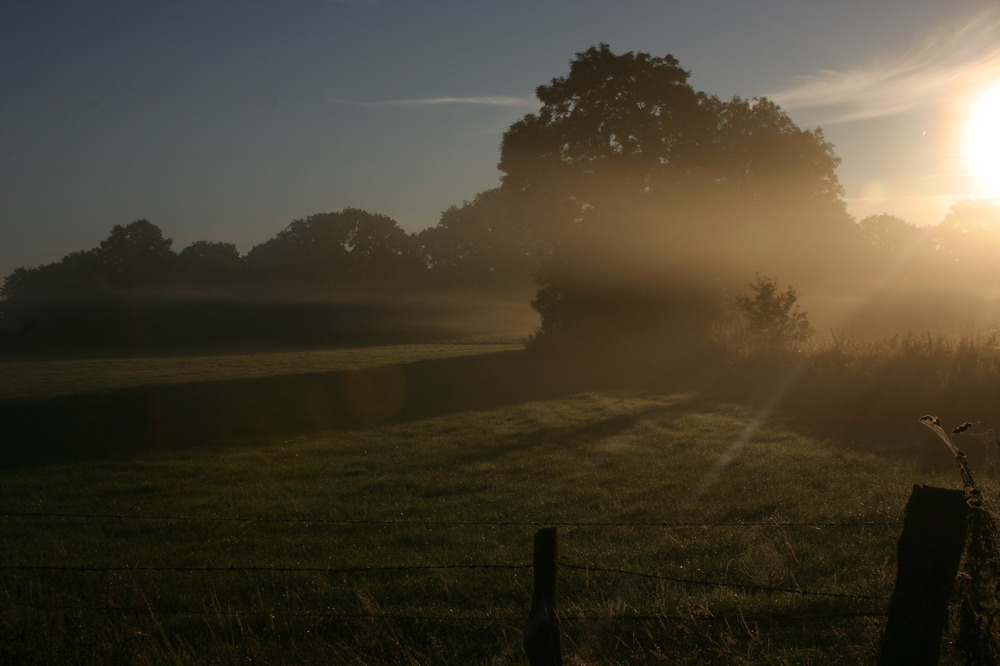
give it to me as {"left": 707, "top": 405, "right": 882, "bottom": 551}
{"left": 500, "top": 45, "right": 844, "bottom": 235}
{"left": 500, "top": 44, "right": 856, "bottom": 350}
{"left": 499, "top": 44, "right": 708, "bottom": 246}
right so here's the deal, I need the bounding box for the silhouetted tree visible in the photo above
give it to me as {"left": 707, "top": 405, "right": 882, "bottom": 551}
{"left": 501, "top": 44, "right": 855, "bottom": 351}
{"left": 1, "top": 250, "right": 105, "bottom": 302}
{"left": 336, "top": 209, "right": 420, "bottom": 287}
{"left": 735, "top": 274, "right": 813, "bottom": 351}
{"left": 500, "top": 45, "right": 843, "bottom": 236}
{"left": 177, "top": 240, "right": 243, "bottom": 286}
{"left": 96, "top": 219, "right": 176, "bottom": 289}
{"left": 417, "top": 188, "right": 536, "bottom": 291}
{"left": 0, "top": 267, "right": 31, "bottom": 301}
{"left": 0, "top": 248, "right": 116, "bottom": 346}
{"left": 704, "top": 96, "right": 844, "bottom": 208}
{"left": 247, "top": 215, "right": 348, "bottom": 285}
{"left": 499, "top": 44, "right": 708, "bottom": 245}
{"left": 245, "top": 208, "right": 418, "bottom": 292}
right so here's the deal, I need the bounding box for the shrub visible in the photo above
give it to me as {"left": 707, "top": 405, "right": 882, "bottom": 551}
{"left": 734, "top": 274, "right": 813, "bottom": 351}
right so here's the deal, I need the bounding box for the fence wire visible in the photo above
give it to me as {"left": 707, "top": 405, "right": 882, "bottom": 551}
{"left": 1, "top": 512, "right": 894, "bottom": 634}
{"left": 0, "top": 510, "right": 902, "bottom": 528}
{"left": 558, "top": 562, "right": 889, "bottom": 601}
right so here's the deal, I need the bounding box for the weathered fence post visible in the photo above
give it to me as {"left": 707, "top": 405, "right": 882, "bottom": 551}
{"left": 879, "top": 484, "right": 968, "bottom": 666}
{"left": 524, "top": 527, "right": 562, "bottom": 666}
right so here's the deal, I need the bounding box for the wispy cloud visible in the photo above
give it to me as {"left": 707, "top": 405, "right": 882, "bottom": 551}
{"left": 768, "top": 10, "right": 1000, "bottom": 124}
{"left": 329, "top": 95, "right": 537, "bottom": 108}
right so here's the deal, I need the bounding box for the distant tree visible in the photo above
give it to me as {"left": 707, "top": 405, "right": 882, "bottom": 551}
{"left": 1, "top": 250, "right": 104, "bottom": 301}
{"left": 177, "top": 240, "right": 243, "bottom": 286}
{"left": 1, "top": 222, "right": 178, "bottom": 349}
{"left": 247, "top": 216, "right": 347, "bottom": 284}
{"left": 0, "top": 249, "right": 110, "bottom": 345}
{"left": 1, "top": 266, "right": 45, "bottom": 302}
{"left": 2, "top": 220, "right": 179, "bottom": 301}
{"left": 933, "top": 199, "right": 1000, "bottom": 270}
{"left": 502, "top": 44, "right": 852, "bottom": 350}
{"left": 857, "top": 213, "right": 923, "bottom": 254}
{"left": 734, "top": 274, "right": 813, "bottom": 350}
{"left": 938, "top": 199, "right": 1000, "bottom": 234}
{"left": 417, "top": 188, "right": 536, "bottom": 291}
{"left": 0, "top": 267, "right": 30, "bottom": 301}
{"left": 852, "top": 212, "right": 944, "bottom": 287}
{"left": 96, "top": 219, "right": 176, "bottom": 289}
{"left": 336, "top": 209, "right": 420, "bottom": 286}
{"left": 246, "top": 209, "right": 418, "bottom": 292}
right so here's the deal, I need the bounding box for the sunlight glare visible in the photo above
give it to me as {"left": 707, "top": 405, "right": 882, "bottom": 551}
{"left": 964, "top": 83, "right": 1000, "bottom": 197}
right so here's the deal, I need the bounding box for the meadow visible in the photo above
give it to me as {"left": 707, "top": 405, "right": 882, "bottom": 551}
{"left": 0, "top": 337, "right": 994, "bottom": 664}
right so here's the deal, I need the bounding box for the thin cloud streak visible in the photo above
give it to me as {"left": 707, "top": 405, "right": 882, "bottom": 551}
{"left": 329, "top": 95, "right": 537, "bottom": 108}
{"left": 768, "top": 10, "right": 1000, "bottom": 124}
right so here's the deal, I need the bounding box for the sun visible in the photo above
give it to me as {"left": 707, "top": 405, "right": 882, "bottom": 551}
{"left": 963, "top": 83, "right": 1000, "bottom": 197}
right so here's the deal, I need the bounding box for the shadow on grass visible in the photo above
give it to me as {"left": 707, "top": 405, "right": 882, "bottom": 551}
{"left": 701, "top": 355, "right": 989, "bottom": 473}
{"left": 1, "top": 345, "right": 967, "bottom": 471}
{"left": 0, "top": 349, "right": 625, "bottom": 468}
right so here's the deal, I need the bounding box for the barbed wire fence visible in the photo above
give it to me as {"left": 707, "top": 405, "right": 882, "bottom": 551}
{"left": 0, "top": 511, "right": 897, "bottom": 630}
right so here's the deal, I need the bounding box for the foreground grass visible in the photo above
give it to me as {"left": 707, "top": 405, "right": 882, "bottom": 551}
{"left": 0, "top": 341, "right": 983, "bottom": 663}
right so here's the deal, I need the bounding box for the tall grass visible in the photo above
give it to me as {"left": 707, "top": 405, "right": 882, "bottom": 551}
{"left": 698, "top": 330, "right": 1000, "bottom": 462}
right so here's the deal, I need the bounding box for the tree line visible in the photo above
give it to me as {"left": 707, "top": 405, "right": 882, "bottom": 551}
{"left": 4, "top": 44, "right": 1000, "bottom": 354}
{"left": 0, "top": 203, "right": 539, "bottom": 351}
{"left": 0, "top": 202, "right": 537, "bottom": 299}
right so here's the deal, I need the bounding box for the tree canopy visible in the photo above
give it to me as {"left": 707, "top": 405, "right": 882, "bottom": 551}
{"left": 934, "top": 199, "right": 1000, "bottom": 270}
{"left": 245, "top": 209, "right": 419, "bottom": 292}
{"left": 500, "top": 44, "right": 858, "bottom": 350}
{"left": 500, "top": 45, "right": 845, "bottom": 241}
{"left": 416, "top": 188, "right": 536, "bottom": 292}
{"left": 97, "top": 220, "right": 177, "bottom": 289}
{"left": 0, "top": 210, "right": 502, "bottom": 351}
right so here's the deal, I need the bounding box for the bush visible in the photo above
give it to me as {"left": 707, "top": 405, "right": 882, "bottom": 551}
{"left": 734, "top": 274, "right": 813, "bottom": 352}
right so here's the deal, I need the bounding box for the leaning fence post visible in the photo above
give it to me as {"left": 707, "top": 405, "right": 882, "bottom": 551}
{"left": 524, "top": 527, "right": 562, "bottom": 666}
{"left": 879, "top": 484, "right": 968, "bottom": 666}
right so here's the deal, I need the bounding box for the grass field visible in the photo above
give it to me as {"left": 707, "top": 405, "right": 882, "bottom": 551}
{"left": 0, "top": 340, "right": 988, "bottom": 663}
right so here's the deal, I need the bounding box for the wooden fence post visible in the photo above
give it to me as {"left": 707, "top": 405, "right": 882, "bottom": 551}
{"left": 524, "top": 527, "right": 562, "bottom": 666}
{"left": 879, "top": 484, "right": 968, "bottom": 666}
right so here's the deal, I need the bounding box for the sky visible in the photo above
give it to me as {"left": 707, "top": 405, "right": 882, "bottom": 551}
{"left": 4, "top": 0, "right": 1000, "bottom": 280}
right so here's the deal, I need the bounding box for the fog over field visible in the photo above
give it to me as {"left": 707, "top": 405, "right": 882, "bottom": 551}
{"left": 7, "top": 5, "right": 1000, "bottom": 662}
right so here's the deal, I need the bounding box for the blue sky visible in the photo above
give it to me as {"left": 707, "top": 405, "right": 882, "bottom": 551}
{"left": 4, "top": 0, "right": 1000, "bottom": 279}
